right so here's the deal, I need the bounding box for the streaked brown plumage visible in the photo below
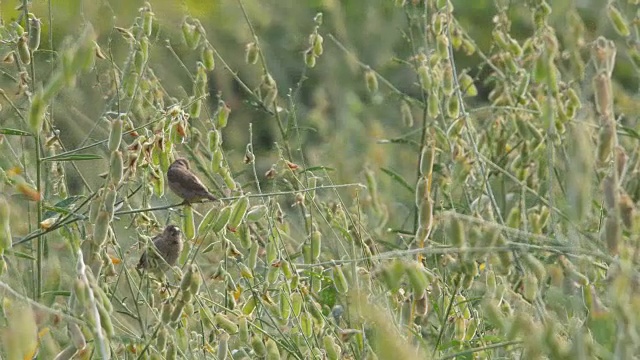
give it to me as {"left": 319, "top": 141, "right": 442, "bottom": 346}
{"left": 137, "top": 225, "right": 183, "bottom": 271}
{"left": 167, "top": 158, "right": 217, "bottom": 203}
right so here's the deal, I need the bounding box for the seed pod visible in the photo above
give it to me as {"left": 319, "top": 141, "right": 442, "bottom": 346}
{"left": 28, "top": 92, "right": 45, "bottom": 133}
{"left": 202, "top": 45, "right": 215, "bottom": 71}
{"left": 266, "top": 241, "right": 278, "bottom": 264}
{"left": 108, "top": 118, "right": 123, "bottom": 152}
{"left": 0, "top": 197, "right": 12, "bottom": 251}
{"left": 311, "top": 32, "right": 323, "bottom": 57}
{"left": 608, "top": 4, "right": 630, "bottom": 37}
{"left": 364, "top": 68, "right": 378, "bottom": 93}
{"left": 601, "top": 215, "right": 620, "bottom": 255}
{"left": 197, "top": 206, "right": 219, "bottom": 236}
{"left": 97, "top": 302, "right": 114, "bottom": 337}
{"left": 291, "top": 292, "right": 303, "bottom": 317}
{"left": 448, "top": 218, "right": 465, "bottom": 248}
{"left": 182, "top": 206, "right": 195, "bottom": 239}
{"left": 170, "top": 299, "right": 185, "bottom": 323}
{"left": 217, "top": 101, "right": 231, "bottom": 129}
{"left": 161, "top": 301, "right": 172, "bottom": 324}
{"left": 215, "top": 313, "right": 239, "bottom": 333}
{"left": 310, "top": 230, "right": 321, "bottom": 261}
{"left": 180, "top": 265, "right": 194, "bottom": 292}
{"left": 29, "top": 17, "right": 41, "bottom": 51}
{"left": 324, "top": 335, "right": 341, "bottom": 360}
{"left": 228, "top": 196, "right": 249, "bottom": 231}
{"left": 436, "top": 34, "right": 449, "bottom": 59}
{"left": 333, "top": 265, "right": 349, "bottom": 294}
{"left": 523, "top": 272, "right": 538, "bottom": 301}
{"left": 237, "top": 224, "right": 252, "bottom": 249}
{"left": 245, "top": 205, "right": 267, "bottom": 222}
{"left": 280, "top": 291, "right": 291, "bottom": 320}
{"left": 267, "top": 265, "right": 279, "bottom": 284}
{"left": 166, "top": 341, "right": 177, "bottom": 360}
{"left": 156, "top": 327, "right": 168, "bottom": 350}
{"left": 304, "top": 48, "right": 316, "bottom": 68}
{"left": 17, "top": 34, "right": 31, "bottom": 65}
{"left": 217, "top": 331, "right": 229, "bottom": 360}
{"left": 522, "top": 253, "right": 546, "bottom": 282}
{"left": 418, "top": 64, "right": 431, "bottom": 90}
{"left": 459, "top": 73, "right": 477, "bottom": 97}
{"left": 596, "top": 121, "right": 615, "bottom": 164}
{"left": 142, "top": 6, "right": 154, "bottom": 36}
{"left": 405, "top": 262, "right": 429, "bottom": 294}
{"left": 248, "top": 241, "right": 259, "bottom": 269}
{"left": 242, "top": 295, "right": 257, "bottom": 315}
{"left": 251, "top": 336, "right": 266, "bottom": 357}
{"left": 239, "top": 316, "right": 249, "bottom": 343}
{"left": 264, "top": 338, "right": 280, "bottom": 360}
{"left": 300, "top": 311, "right": 313, "bottom": 337}
{"left": 428, "top": 90, "right": 440, "bottom": 117}
{"left": 245, "top": 42, "right": 259, "bottom": 64}
{"left": 93, "top": 211, "right": 110, "bottom": 246}
{"left": 483, "top": 299, "right": 505, "bottom": 331}
{"left": 109, "top": 151, "right": 123, "bottom": 186}
{"left": 212, "top": 206, "right": 232, "bottom": 233}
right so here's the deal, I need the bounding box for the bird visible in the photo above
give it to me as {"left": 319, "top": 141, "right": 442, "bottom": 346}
{"left": 137, "top": 225, "right": 183, "bottom": 271}
{"left": 167, "top": 158, "right": 217, "bottom": 203}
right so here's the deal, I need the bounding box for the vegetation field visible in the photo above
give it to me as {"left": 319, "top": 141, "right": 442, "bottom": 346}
{"left": 1, "top": 0, "right": 639, "bottom": 359}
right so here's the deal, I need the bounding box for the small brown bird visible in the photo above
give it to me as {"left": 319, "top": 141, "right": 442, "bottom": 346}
{"left": 137, "top": 225, "right": 183, "bottom": 271}
{"left": 167, "top": 158, "right": 217, "bottom": 203}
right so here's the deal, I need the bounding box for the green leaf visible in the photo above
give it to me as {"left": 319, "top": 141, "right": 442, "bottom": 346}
{"left": 44, "top": 154, "right": 102, "bottom": 162}
{"left": 0, "top": 128, "right": 32, "bottom": 136}
{"left": 380, "top": 167, "right": 413, "bottom": 193}
{"left": 301, "top": 166, "right": 335, "bottom": 173}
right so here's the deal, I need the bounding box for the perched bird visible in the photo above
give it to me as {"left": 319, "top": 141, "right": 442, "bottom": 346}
{"left": 137, "top": 225, "right": 183, "bottom": 271}
{"left": 167, "top": 158, "right": 217, "bottom": 203}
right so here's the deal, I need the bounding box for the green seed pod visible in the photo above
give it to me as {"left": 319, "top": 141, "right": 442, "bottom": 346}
{"left": 28, "top": 92, "right": 45, "bottom": 133}
{"left": 245, "top": 42, "right": 259, "bottom": 64}
{"left": 189, "top": 99, "right": 202, "bottom": 119}
{"left": 266, "top": 241, "right": 278, "bottom": 264}
{"left": 228, "top": 196, "right": 249, "bottom": 231}
{"left": 0, "top": 197, "right": 12, "bottom": 251}
{"left": 194, "top": 62, "right": 207, "bottom": 97}
{"left": 311, "top": 32, "right": 324, "bottom": 57}
{"left": 211, "top": 148, "right": 223, "bottom": 174}
{"left": 180, "top": 265, "right": 194, "bottom": 292}
{"left": 161, "top": 301, "right": 172, "bottom": 324}
{"left": 447, "top": 95, "right": 460, "bottom": 118}
{"left": 215, "top": 313, "right": 239, "bottom": 333}
{"left": 109, "top": 151, "right": 123, "bottom": 186}
{"left": 405, "top": 262, "right": 429, "bottom": 295}
{"left": 596, "top": 121, "right": 615, "bottom": 164}
{"left": 217, "top": 101, "right": 231, "bottom": 129}
{"left": 166, "top": 341, "right": 177, "bottom": 360}
{"left": 68, "top": 322, "right": 86, "bottom": 350}
{"left": 267, "top": 265, "right": 279, "bottom": 284}
{"left": 97, "top": 302, "right": 114, "bottom": 337}
{"left": 280, "top": 260, "right": 293, "bottom": 279}
{"left": 300, "top": 311, "right": 313, "bottom": 337}
{"left": 310, "top": 230, "right": 321, "bottom": 261}
{"left": 265, "top": 338, "right": 280, "bottom": 360}
{"left": 448, "top": 218, "right": 465, "bottom": 248}
{"left": 251, "top": 336, "right": 267, "bottom": 357}
{"left": 428, "top": 90, "right": 440, "bottom": 117}
{"left": 280, "top": 291, "right": 291, "bottom": 320}
{"left": 197, "top": 206, "right": 218, "bottom": 236}
{"left": 29, "top": 17, "right": 41, "bottom": 51}
{"left": 242, "top": 295, "right": 257, "bottom": 315}
{"left": 237, "top": 223, "right": 252, "bottom": 249}
{"left": 212, "top": 206, "right": 232, "bottom": 233}
{"left": 239, "top": 316, "right": 249, "bottom": 343}
{"left": 217, "top": 331, "right": 229, "bottom": 360}
{"left": 523, "top": 272, "right": 538, "bottom": 301}
{"left": 246, "top": 205, "right": 268, "bottom": 222}
{"left": 307, "top": 298, "right": 324, "bottom": 327}
{"left": 522, "top": 253, "right": 546, "bottom": 282}
{"left": 459, "top": 73, "right": 477, "bottom": 97}
{"left": 182, "top": 206, "right": 195, "bottom": 239}
{"left": 304, "top": 48, "right": 316, "bottom": 68}
{"left": 323, "top": 335, "right": 341, "bottom": 360}
{"left": 142, "top": 6, "right": 154, "bottom": 36}
{"left": 208, "top": 129, "right": 221, "bottom": 152}
{"left": 170, "top": 299, "right": 185, "bottom": 323}
{"left": 400, "top": 99, "right": 414, "bottom": 127}
{"left": 601, "top": 214, "right": 620, "bottom": 255}
{"left": 483, "top": 299, "right": 505, "bottom": 331}
{"left": 436, "top": 34, "right": 449, "bottom": 59}
{"left": 156, "top": 327, "right": 168, "bottom": 350}
{"left": 418, "top": 64, "right": 431, "bottom": 90}
{"left": 364, "top": 68, "right": 378, "bottom": 93}
{"left": 17, "top": 34, "right": 31, "bottom": 65}
{"left": 222, "top": 167, "right": 236, "bottom": 190}
{"left": 608, "top": 4, "right": 630, "bottom": 37}
{"left": 202, "top": 45, "right": 215, "bottom": 71}
{"left": 93, "top": 211, "right": 110, "bottom": 246}
{"left": 248, "top": 241, "right": 259, "bottom": 269}
{"left": 291, "top": 292, "right": 303, "bottom": 317}
{"left": 108, "top": 118, "right": 123, "bottom": 152}
{"left": 333, "top": 265, "right": 349, "bottom": 294}
{"left": 103, "top": 187, "right": 117, "bottom": 217}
